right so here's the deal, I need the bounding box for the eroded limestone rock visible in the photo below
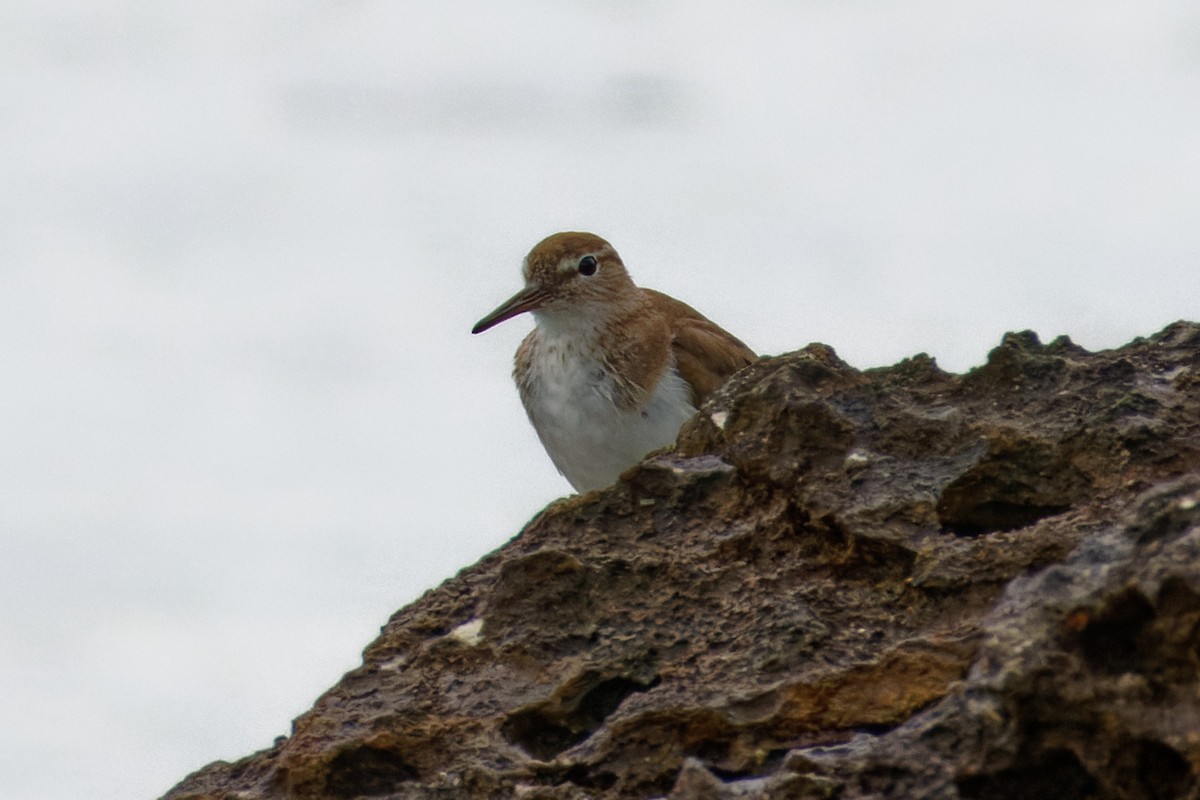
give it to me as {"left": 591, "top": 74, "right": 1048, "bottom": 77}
{"left": 164, "top": 322, "right": 1200, "bottom": 800}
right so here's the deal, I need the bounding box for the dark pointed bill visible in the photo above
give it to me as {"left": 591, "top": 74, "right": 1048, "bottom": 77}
{"left": 471, "top": 285, "right": 547, "bottom": 334}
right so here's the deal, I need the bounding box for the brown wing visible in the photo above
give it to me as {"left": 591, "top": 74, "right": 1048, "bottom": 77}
{"left": 645, "top": 289, "right": 756, "bottom": 406}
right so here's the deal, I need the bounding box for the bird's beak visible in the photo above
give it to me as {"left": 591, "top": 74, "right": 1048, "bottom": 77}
{"left": 471, "top": 285, "right": 547, "bottom": 334}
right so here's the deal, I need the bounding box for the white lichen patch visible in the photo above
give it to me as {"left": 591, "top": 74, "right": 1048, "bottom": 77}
{"left": 377, "top": 654, "right": 409, "bottom": 672}
{"left": 710, "top": 410, "right": 729, "bottom": 430}
{"left": 447, "top": 617, "right": 485, "bottom": 646}
{"left": 843, "top": 451, "right": 871, "bottom": 471}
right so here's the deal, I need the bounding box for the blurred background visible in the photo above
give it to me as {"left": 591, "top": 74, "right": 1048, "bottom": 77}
{"left": 2, "top": 1, "right": 1198, "bottom": 797}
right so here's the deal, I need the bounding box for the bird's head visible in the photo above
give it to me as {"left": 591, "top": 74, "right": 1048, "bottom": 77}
{"left": 471, "top": 232, "right": 638, "bottom": 334}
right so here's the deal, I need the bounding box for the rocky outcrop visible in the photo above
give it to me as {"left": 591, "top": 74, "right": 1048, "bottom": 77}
{"left": 164, "top": 322, "right": 1200, "bottom": 800}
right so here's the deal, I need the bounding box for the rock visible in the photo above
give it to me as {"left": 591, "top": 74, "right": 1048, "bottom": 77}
{"left": 162, "top": 321, "right": 1200, "bottom": 800}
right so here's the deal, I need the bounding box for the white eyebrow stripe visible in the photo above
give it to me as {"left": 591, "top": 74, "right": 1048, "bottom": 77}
{"left": 558, "top": 253, "right": 596, "bottom": 273}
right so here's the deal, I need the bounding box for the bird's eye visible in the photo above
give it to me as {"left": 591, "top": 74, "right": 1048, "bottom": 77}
{"left": 578, "top": 255, "right": 598, "bottom": 276}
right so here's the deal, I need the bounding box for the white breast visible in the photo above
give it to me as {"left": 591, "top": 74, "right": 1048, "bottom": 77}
{"left": 518, "top": 334, "right": 695, "bottom": 492}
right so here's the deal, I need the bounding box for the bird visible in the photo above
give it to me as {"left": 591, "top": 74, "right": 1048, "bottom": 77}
{"left": 472, "top": 232, "right": 756, "bottom": 492}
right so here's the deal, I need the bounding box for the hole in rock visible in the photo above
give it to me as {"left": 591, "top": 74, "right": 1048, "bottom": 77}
{"left": 938, "top": 499, "right": 1071, "bottom": 536}
{"left": 956, "top": 748, "right": 1098, "bottom": 800}
{"left": 1155, "top": 577, "right": 1200, "bottom": 675}
{"left": 706, "top": 748, "right": 789, "bottom": 781}
{"left": 936, "top": 437, "right": 1090, "bottom": 536}
{"left": 1076, "top": 587, "right": 1155, "bottom": 675}
{"left": 325, "top": 745, "right": 418, "bottom": 798}
{"left": 561, "top": 764, "right": 617, "bottom": 790}
{"left": 1128, "top": 738, "right": 1185, "bottom": 800}
{"left": 503, "top": 712, "right": 584, "bottom": 762}
{"left": 502, "top": 675, "right": 660, "bottom": 760}
{"left": 686, "top": 738, "right": 731, "bottom": 766}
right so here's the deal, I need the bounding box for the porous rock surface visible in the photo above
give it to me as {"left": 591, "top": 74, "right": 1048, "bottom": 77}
{"left": 164, "top": 322, "right": 1200, "bottom": 800}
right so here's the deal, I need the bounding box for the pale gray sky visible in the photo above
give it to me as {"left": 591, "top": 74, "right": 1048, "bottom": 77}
{"left": 2, "top": 2, "right": 1199, "bottom": 798}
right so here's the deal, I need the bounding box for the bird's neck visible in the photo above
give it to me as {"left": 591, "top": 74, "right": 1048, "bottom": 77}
{"left": 531, "top": 290, "right": 649, "bottom": 346}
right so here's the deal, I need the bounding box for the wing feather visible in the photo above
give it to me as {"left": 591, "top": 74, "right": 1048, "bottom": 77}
{"left": 644, "top": 289, "right": 756, "bottom": 405}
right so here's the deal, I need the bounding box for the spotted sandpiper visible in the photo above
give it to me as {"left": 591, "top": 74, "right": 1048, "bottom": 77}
{"left": 472, "top": 231, "right": 756, "bottom": 492}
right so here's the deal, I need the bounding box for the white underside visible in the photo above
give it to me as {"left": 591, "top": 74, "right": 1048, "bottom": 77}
{"left": 520, "top": 334, "right": 695, "bottom": 492}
